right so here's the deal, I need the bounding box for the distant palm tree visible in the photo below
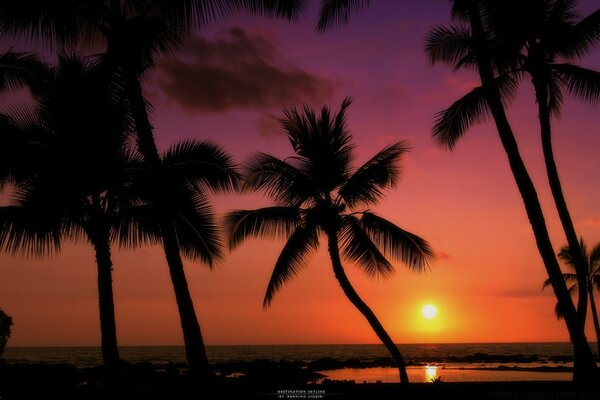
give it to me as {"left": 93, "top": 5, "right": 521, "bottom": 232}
{"left": 226, "top": 98, "right": 434, "bottom": 384}
{"left": 0, "top": 1, "right": 303, "bottom": 376}
{"left": 543, "top": 239, "right": 600, "bottom": 358}
{"left": 0, "top": 52, "right": 134, "bottom": 368}
{"left": 476, "top": 0, "right": 600, "bottom": 334}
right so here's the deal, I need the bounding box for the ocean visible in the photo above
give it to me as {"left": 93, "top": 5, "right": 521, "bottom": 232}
{"left": 3, "top": 343, "right": 591, "bottom": 383}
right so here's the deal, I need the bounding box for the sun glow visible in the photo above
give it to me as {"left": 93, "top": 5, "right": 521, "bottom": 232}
{"left": 422, "top": 304, "right": 437, "bottom": 320}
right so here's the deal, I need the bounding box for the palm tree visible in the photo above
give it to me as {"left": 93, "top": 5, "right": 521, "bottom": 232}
{"left": 424, "top": 1, "right": 598, "bottom": 382}
{"left": 544, "top": 239, "right": 600, "bottom": 358}
{"left": 480, "top": 0, "right": 600, "bottom": 337}
{"left": 314, "top": 0, "right": 598, "bottom": 382}
{"left": 0, "top": 52, "right": 135, "bottom": 368}
{"left": 115, "top": 138, "right": 240, "bottom": 379}
{"left": 226, "top": 98, "right": 434, "bottom": 384}
{"left": 0, "top": 52, "right": 239, "bottom": 378}
{"left": 0, "top": 1, "right": 306, "bottom": 377}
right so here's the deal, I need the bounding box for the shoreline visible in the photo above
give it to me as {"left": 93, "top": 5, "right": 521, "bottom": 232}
{"left": 0, "top": 362, "right": 596, "bottom": 400}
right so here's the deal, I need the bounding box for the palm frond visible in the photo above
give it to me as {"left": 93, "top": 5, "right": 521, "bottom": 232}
{"left": 433, "top": 74, "right": 518, "bottom": 150}
{"left": 550, "top": 284, "right": 578, "bottom": 321}
{"left": 159, "top": 0, "right": 306, "bottom": 32}
{"left": 0, "top": 205, "right": 62, "bottom": 257}
{"left": 263, "top": 224, "right": 318, "bottom": 307}
{"left": 340, "top": 215, "right": 394, "bottom": 278}
{"left": 0, "top": 51, "right": 49, "bottom": 92}
{"left": 543, "top": 274, "right": 578, "bottom": 292}
{"left": 316, "top": 0, "right": 370, "bottom": 31}
{"left": 173, "top": 192, "right": 223, "bottom": 267}
{"left": 425, "top": 24, "right": 472, "bottom": 67}
{"left": 548, "top": 74, "right": 565, "bottom": 118}
{"left": 589, "top": 242, "right": 600, "bottom": 277}
{"left": 112, "top": 204, "right": 162, "bottom": 250}
{"left": 0, "top": 1, "right": 97, "bottom": 47}
{"left": 162, "top": 139, "right": 240, "bottom": 193}
{"left": 553, "top": 63, "right": 600, "bottom": 106}
{"left": 244, "top": 153, "right": 313, "bottom": 205}
{"left": 569, "top": 9, "right": 600, "bottom": 58}
{"left": 557, "top": 240, "right": 587, "bottom": 272}
{"left": 226, "top": 206, "right": 301, "bottom": 250}
{"left": 0, "top": 113, "right": 47, "bottom": 186}
{"left": 280, "top": 97, "right": 355, "bottom": 193}
{"left": 231, "top": 0, "right": 307, "bottom": 20}
{"left": 339, "top": 141, "right": 408, "bottom": 208}
{"left": 359, "top": 211, "right": 433, "bottom": 272}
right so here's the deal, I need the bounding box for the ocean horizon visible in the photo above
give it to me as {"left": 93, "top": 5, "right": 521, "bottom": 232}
{"left": 4, "top": 342, "right": 594, "bottom": 383}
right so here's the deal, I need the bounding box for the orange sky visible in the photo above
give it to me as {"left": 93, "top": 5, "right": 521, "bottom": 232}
{"left": 1, "top": 1, "right": 600, "bottom": 347}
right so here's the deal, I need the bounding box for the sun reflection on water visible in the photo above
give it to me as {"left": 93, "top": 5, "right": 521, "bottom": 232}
{"left": 425, "top": 365, "right": 438, "bottom": 382}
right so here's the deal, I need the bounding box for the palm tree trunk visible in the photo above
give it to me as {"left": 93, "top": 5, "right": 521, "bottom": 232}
{"left": 123, "top": 73, "right": 161, "bottom": 165}
{"left": 123, "top": 71, "right": 212, "bottom": 378}
{"left": 532, "top": 75, "right": 588, "bottom": 329}
{"left": 589, "top": 286, "right": 600, "bottom": 359}
{"left": 162, "top": 220, "right": 212, "bottom": 380}
{"left": 88, "top": 224, "right": 120, "bottom": 368}
{"left": 325, "top": 229, "right": 410, "bottom": 384}
{"left": 464, "top": 1, "right": 597, "bottom": 382}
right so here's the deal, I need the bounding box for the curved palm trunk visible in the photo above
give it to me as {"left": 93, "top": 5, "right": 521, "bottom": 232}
{"left": 589, "top": 287, "right": 600, "bottom": 358}
{"left": 325, "top": 229, "right": 409, "bottom": 384}
{"left": 123, "top": 71, "right": 212, "bottom": 378}
{"left": 465, "top": 2, "right": 597, "bottom": 382}
{"left": 162, "top": 220, "right": 212, "bottom": 380}
{"left": 87, "top": 221, "right": 120, "bottom": 368}
{"left": 532, "top": 75, "right": 588, "bottom": 328}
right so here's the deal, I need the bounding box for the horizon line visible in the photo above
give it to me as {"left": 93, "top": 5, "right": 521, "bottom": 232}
{"left": 6, "top": 341, "right": 586, "bottom": 349}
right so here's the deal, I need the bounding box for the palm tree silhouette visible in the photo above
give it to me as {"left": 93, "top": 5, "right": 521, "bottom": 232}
{"left": 0, "top": 1, "right": 305, "bottom": 377}
{"left": 0, "top": 51, "right": 239, "bottom": 378}
{"left": 316, "top": 0, "right": 598, "bottom": 382}
{"left": 226, "top": 98, "right": 434, "bottom": 384}
{"left": 424, "top": 1, "right": 598, "bottom": 382}
{"left": 474, "top": 0, "right": 600, "bottom": 337}
{"left": 0, "top": 52, "right": 135, "bottom": 368}
{"left": 543, "top": 239, "right": 600, "bottom": 358}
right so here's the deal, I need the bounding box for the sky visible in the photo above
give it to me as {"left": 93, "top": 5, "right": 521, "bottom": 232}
{"left": 1, "top": 1, "right": 600, "bottom": 347}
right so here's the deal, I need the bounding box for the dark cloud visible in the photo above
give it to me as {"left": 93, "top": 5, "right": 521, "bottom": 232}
{"left": 494, "top": 288, "right": 554, "bottom": 299}
{"left": 158, "top": 28, "right": 334, "bottom": 114}
{"left": 257, "top": 113, "right": 282, "bottom": 137}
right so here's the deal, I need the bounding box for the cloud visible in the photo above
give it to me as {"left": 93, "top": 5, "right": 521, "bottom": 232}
{"left": 436, "top": 251, "right": 452, "bottom": 260}
{"left": 581, "top": 216, "right": 600, "bottom": 226}
{"left": 494, "top": 288, "right": 554, "bottom": 299}
{"left": 157, "top": 28, "right": 334, "bottom": 114}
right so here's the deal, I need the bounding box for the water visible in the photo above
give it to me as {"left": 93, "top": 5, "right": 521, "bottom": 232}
{"left": 3, "top": 343, "right": 586, "bottom": 383}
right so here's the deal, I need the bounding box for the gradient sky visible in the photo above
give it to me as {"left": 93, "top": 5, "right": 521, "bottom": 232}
{"left": 1, "top": 1, "right": 600, "bottom": 347}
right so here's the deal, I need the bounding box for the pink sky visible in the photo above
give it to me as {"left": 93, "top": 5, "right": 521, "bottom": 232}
{"left": 1, "top": 1, "right": 600, "bottom": 347}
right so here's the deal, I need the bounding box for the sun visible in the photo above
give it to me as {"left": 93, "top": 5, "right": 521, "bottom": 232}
{"left": 422, "top": 304, "right": 437, "bottom": 320}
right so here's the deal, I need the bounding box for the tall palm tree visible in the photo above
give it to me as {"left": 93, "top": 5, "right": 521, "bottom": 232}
{"left": 0, "top": 52, "right": 135, "bottom": 368}
{"left": 480, "top": 0, "right": 600, "bottom": 336}
{"left": 0, "top": 1, "right": 306, "bottom": 376}
{"left": 0, "top": 52, "right": 240, "bottom": 378}
{"left": 226, "top": 98, "right": 434, "bottom": 384}
{"left": 544, "top": 239, "right": 600, "bottom": 358}
{"left": 424, "top": 1, "right": 598, "bottom": 382}
{"left": 115, "top": 138, "right": 240, "bottom": 379}
{"left": 314, "top": 0, "right": 598, "bottom": 382}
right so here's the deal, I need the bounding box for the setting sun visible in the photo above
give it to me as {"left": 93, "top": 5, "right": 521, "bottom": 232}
{"left": 422, "top": 304, "right": 437, "bottom": 320}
